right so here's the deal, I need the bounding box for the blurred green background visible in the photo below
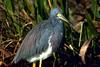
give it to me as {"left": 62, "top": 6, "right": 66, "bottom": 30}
{"left": 0, "top": 0, "right": 100, "bottom": 67}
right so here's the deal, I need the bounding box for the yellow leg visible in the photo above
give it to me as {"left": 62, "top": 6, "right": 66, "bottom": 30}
{"left": 53, "top": 53, "right": 56, "bottom": 67}
{"left": 39, "top": 59, "right": 42, "bottom": 67}
{"left": 32, "top": 63, "right": 36, "bottom": 67}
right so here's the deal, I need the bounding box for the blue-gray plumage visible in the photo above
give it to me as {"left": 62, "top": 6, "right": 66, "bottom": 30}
{"left": 12, "top": 8, "right": 67, "bottom": 64}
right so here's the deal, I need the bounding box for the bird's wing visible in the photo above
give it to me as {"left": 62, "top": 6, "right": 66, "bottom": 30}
{"left": 49, "top": 28, "right": 63, "bottom": 52}
{"left": 13, "top": 21, "right": 51, "bottom": 63}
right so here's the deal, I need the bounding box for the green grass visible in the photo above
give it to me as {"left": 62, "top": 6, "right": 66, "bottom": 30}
{"left": 0, "top": 0, "right": 100, "bottom": 67}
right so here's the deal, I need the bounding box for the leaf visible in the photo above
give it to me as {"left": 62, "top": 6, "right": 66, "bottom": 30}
{"left": 3, "top": 0, "right": 13, "bottom": 16}
{"left": 78, "top": 21, "right": 84, "bottom": 47}
{"left": 24, "top": 0, "right": 35, "bottom": 15}
{"left": 86, "top": 14, "right": 97, "bottom": 38}
{"left": 0, "top": 61, "right": 3, "bottom": 66}
{"left": 79, "top": 39, "right": 91, "bottom": 64}
{"left": 91, "top": 0, "right": 97, "bottom": 19}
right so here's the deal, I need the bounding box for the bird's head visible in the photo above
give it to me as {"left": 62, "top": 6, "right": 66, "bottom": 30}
{"left": 50, "top": 8, "right": 68, "bottom": 23}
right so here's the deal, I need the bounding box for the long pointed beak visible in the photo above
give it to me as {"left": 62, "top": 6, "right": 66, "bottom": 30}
{"left": 57, "top": 13, "right": 69, "bottom": 23}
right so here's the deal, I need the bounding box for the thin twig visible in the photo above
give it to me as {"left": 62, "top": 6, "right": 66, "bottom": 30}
{"left": 13, "top": 38, "right": 22, "bottom": 53}
{"left": 48, "top": 0, "right": 53, "bottom": 9}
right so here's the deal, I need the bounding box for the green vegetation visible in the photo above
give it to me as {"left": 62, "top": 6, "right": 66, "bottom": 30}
{"left": 0, "top": 0, "right": 100, "bottom": 67}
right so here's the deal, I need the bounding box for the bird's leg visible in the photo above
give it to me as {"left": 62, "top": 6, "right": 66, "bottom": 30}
{"left": 32, "top": 63, "right": 36, "bottom": 67}
{"left": 53, "top": 52, "right": 56, "bottom": 67}
{"left": 39, "top": 59, "right": 42, "bottom": 67}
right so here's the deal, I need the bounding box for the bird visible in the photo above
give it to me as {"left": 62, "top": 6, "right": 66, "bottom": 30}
{"left": 12, "top": 8, "right": 68, "bottom": 66}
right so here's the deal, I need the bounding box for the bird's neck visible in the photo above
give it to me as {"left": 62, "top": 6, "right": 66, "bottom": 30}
{"left": 50, "top": 17, "right": 63, "bottom": 26}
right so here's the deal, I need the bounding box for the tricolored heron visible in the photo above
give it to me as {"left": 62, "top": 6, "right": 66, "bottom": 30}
{"left": 12, "top": 8, "right": 68, "bottom": 67}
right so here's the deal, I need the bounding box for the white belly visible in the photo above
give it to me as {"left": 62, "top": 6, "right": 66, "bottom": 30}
{"left": 27, "top": 35, "right": 52, "bottom": 63}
